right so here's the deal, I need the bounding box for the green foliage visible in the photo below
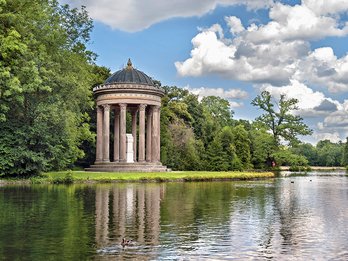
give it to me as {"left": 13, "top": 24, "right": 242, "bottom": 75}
{"left": 250, "top": 126, "right": 275, "bottom": 169}
{"left": 251, "top": 91, "right": 312, "bottom": 147}
{"left": 52, "top": 171, "right": 74, "bottom": 184}
{"left": 161, "top": 122, "right": 202, "bottom": 170}
{"left": 291, "top": 143, "right": 318, "bottom": 166}
{"left": 316, "top": 140, "right": 343, "bottom": 167}
{"left": 231, "top": 125, "right": 252, "bottom": 169}
{"left": 0, "top": 0, "right": 103, "bottom": 175}
{"left": 273, "top": 149, "right": 308, "bottom": 167}
{"left": 205, "top": 137, "right": 230, "bottom": 171}
{"left": 201, "top": 96, "right": 234, "bottom": 128}
{"left": 341, "top": 137, "right": 348, "bottom": 166}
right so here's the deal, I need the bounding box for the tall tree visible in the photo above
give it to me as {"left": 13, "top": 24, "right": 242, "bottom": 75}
{"left": 251, "top": 91, "right": 312, "bottom": 147}
{"left": 0, "top": 0, "right": 100, "bottom": 175}
{"left": 231, "top": 125, "right": 252, "bottom": 169}
{"left": 342, "top": 137, "right": 348, "bottom": 167}
{"left": 250, "top": 125, "right": 275, "bottom": 168}
{"left": 201, "top": 96, "right": 234, "bottom": 128}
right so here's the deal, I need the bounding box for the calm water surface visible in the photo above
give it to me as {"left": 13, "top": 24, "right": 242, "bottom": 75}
{"left": 1, "top": 171, "right": 348, "bottom": 260}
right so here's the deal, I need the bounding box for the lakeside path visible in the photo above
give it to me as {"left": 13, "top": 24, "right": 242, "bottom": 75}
{"left": 1, "top": 171, "right": 275, "bottom": 184}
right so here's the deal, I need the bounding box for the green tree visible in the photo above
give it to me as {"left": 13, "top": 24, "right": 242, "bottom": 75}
{"left": 201, "top": 96, "right": 234, "bottom": 128}
{"left": 205, "top": 137, "right": 229, "bottom": 171}
{"left": 291, "top": 142, "right": 318, "bottom": 166}
{"left": 251, "top": 91, "right": 312, "bottom": 147}
{"left": 316, "top": 140, "right": 343, "bottom": 166}
{"left": 250, "top": 126, "right": 275, "bottom": 169}
{"left": 231, "top": 125, "right": 252, "bottom": 169}
{"left": 341, "top": 137, "right": 348, "bottom": 167}
{"left": 0, "top": 0, "right": 100, "bottom": 175}
{"left": 273, "top": 149, "right": 309, "bottom": 167}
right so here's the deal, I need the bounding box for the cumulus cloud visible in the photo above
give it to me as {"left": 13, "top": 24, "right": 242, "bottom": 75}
{"left": 313, "top": 131, "right": 341, "bottom": 143}
{"left": 175, "top": 24, "right": 309, "bottom": 86}
{"left": 302, "top": 0, "right": 348, "bottom": 15}
{"left": 297, "top": 47, "right": 348, "bottom": 92}
{"left": 187, "top": 86, "right": 248, "bottom": 99}
{"left": 245, "top": 2, "right": 348, "bottom": 43}
{"left": 62, "top": 0, "right": 273, "bottom": 32}
{"left": 225, "top": 16, "right": 245, "bottom": 35}
{"left": 259, "top": 80, "right": 344, "bottom": 118}
{"left": 259, "top": 80, "right": 326, "bottom": 110}
{"left": 313, "top": 100, "right": 338, "bottom": 112}
{"left": 185, "top": 86, "right": 247, "bottom": 108}
{"left": 176, "top": 1, "right": 348, "bottom": 92}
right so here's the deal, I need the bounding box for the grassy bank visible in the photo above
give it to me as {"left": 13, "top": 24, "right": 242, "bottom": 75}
{"left": 21, "top": 170, "right": 275, "bottom": 184}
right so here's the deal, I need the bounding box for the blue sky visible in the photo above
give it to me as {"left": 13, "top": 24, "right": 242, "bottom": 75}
{"left": 64, "top": 0, "right": 348, "bottom": 144}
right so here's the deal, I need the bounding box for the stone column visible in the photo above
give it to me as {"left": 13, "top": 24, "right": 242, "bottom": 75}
{"left": 131, "top": 109, "right": 138, "bottom": 162}
{"left": 102, "top": 104, "right": 110, "bottom": 162}
{"left": 119, "top": 103, "right": 127, "bottom": 162}
{"left": 138, "top": 104, "right": 146, "bottom": 162}
{"left": 151, "top": 105, "right": 160, "bottom": 163}
{"left": 146, "top": 107, "right": 153, "bottom": 162}
{"left": 113, "top": 107, "right": 120, "bottom": 162}
{"left": 96, "top": 105, "right": 103, "bottom": 163}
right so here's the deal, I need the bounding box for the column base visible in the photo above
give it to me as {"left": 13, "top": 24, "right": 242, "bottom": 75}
{"left": 86, "top": 162, "right": 168, "bottom": 172}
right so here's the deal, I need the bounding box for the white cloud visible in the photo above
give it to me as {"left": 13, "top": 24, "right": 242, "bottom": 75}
{"left": 313, "top": 131, "right": 341, "bottom": 143}
{"left": 188, "top": 86, "right": 248, "bottom": 99}
{"left": 185, "top": 86, "right": 247, "bottom": 109}
{"left": 256, "top": 80, "right": 348, "bottom": 142}
{"left": 175, "top": 24, "right": 309, "bottom": 86}
{"left": 297, "top": 47, "right": 348, "bottom": 92}
{"left": 176, "top": 1, "right": 348, "bottom": 93}
{"left": 302, "top": 0, "right": 348, "bottom": 16}
{"left": 229, "top": 101, "right": 244, "bottom": 108}
{"left": 245, "top": 2, "right": 348, "bottom": 43}
{"left": 225, "top": 16, "right": 245, "bottom": 35}
{"left": 260, "top": 80, "right": 326, "bottom": 110}
{"left": 62, "top": 0, "right": 273, "bottom": 32}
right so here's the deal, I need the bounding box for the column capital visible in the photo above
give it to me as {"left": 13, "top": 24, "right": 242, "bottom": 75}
{"left": 139, "top": 104, "right": 147, "bottom": 111}
{"left": 102, "top": 104, "right": 110, "bottom": 112}
{"left": 152, "top": 105, "right": 160, "bottom": 113}
{"left": 119, "top": 103, "right": 127, "bottom": 111}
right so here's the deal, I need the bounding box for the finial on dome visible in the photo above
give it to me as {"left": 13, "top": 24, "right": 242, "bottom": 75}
{"left": 127, "top": 58, "right": 133, "bottom": 69}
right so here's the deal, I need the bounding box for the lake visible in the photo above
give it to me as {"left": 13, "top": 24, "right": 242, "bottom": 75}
{"left": 1, "top": 171, "right": 348, "bottom": 260}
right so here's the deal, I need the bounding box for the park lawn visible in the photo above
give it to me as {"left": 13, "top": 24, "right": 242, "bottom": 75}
{"left": 43, "top": 170, "right": 275, "bottom": 183}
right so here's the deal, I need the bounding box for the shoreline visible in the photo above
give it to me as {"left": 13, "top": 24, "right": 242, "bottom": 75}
{"left": 0, "top": 171, "right": 275, "bottom": 185}
{"left": 279, "top": 166, "right": 346, "bottom": 171}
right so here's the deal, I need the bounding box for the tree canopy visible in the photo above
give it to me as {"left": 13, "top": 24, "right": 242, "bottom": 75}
{"left": 0, "top": 0, "right": 104, "bottom": 176}
{"left": 251, "top": 91, "right": 312, "bottom": 147}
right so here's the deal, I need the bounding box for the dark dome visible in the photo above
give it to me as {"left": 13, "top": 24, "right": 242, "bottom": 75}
{"left": 104, "top": 59, "right": 154, "bottom": 86}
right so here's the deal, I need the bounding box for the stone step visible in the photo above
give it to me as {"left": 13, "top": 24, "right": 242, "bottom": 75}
{"left": 85, "top": 164, "right": 168, "bottom": 172}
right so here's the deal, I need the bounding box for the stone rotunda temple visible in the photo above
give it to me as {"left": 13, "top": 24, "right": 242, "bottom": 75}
{"left": 86, "top": 59, "right": 167, "bottom": 172}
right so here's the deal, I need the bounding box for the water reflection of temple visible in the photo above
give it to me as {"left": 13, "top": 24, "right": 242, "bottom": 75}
{"left": 95, "top": 184, "right": 165, "bottom": 248}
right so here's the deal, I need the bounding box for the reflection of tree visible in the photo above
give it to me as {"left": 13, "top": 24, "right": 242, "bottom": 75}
{"left": 0, "top": 185, "right": 95, "bottom": 260}
{"left": 160, "top": 182, "right": 237, "bottom": 249}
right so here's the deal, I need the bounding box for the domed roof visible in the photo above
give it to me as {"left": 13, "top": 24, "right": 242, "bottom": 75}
{"left": 104, "top": 59, "right": 155, "bottom": 86}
